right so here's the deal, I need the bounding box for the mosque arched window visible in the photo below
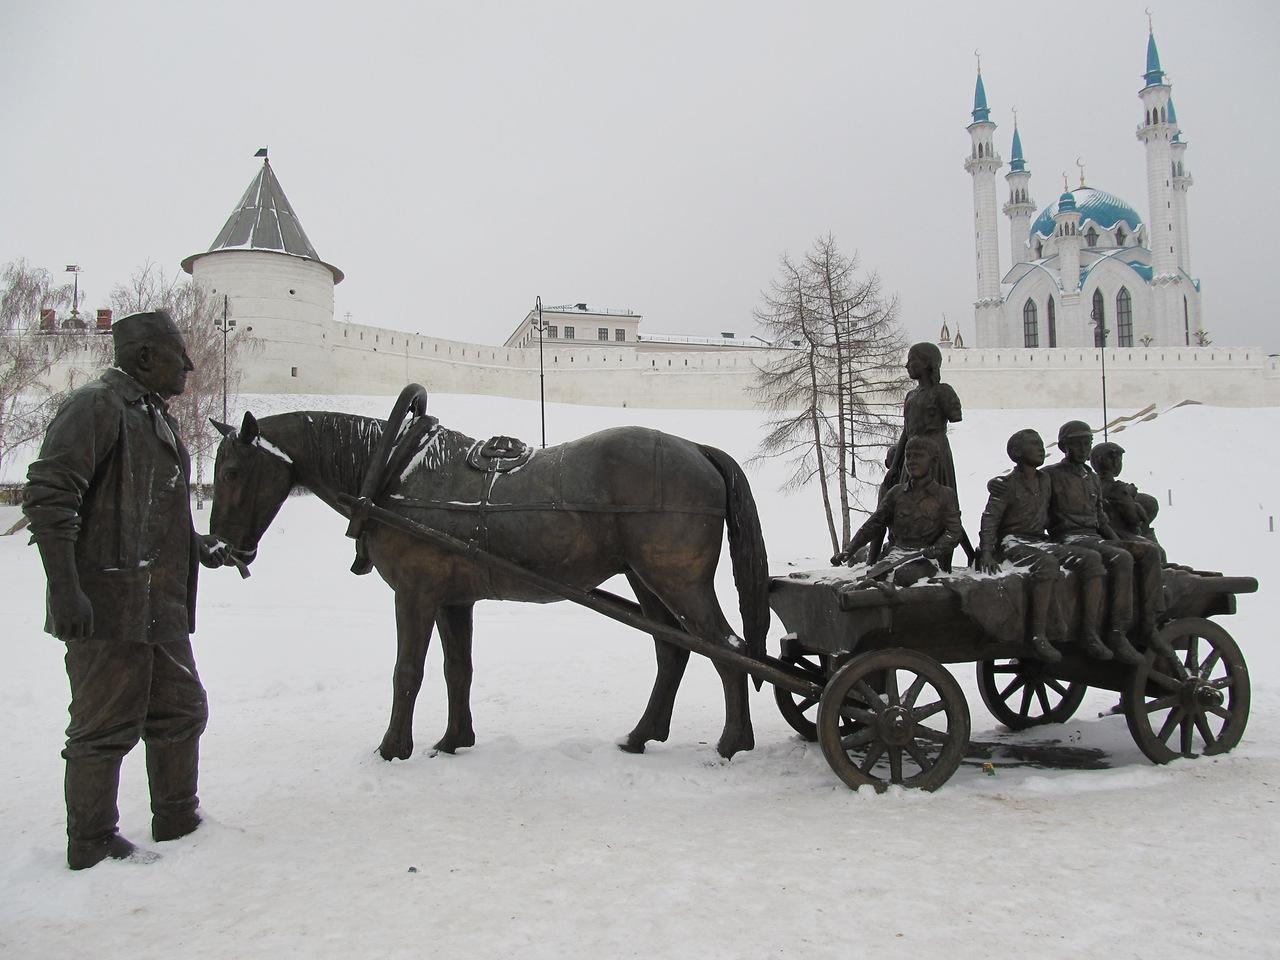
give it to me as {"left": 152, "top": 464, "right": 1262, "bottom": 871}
{"left": 1160, "top": 106, "right": 1167, "bottom": 123}
{"left": 1116, "top": 288, "right": 1133, "bottom": 346}
{"left": 1023, "top": 299, "right": 1039, "bottom": 348}
{"left": 1092, "top": 289, "right": 1106, "bottom": 347}
{"left": 1085, "top": 227, "right": 1099, "bottom": 248}
{"left": 1047, "top": 297, "right": 1057, "bottom": 347}
{"left": 1116, "top": 226, "right": 1127, "bottom": 246}
{"left": 1035, "top": 240, "right": 1044, "bottom": 259}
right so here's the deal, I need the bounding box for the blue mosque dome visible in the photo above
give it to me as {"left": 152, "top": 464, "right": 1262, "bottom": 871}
{"left": 1030, "top": 186, "right": 1143, "bottom": 239}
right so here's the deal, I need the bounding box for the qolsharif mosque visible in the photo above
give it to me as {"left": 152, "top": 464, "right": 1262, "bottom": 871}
{"left": 964, "top": 26, "right": 1200, "bottom": 350}
{"left": 49, "top": 28, "right": 1278, "bottom": 409}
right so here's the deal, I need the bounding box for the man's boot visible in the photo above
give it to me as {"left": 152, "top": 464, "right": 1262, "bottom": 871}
{"left": 1107, "top": 630, "right": 1145, "bottom": 666}
{"left": 1076, "top": 577, "right": 1113, "bottom": 661}
{"left": 66, "top": 758, "right": 157, "bottom": 870}
{"left": 147, "top": 739, "right": 202, "bottom": 842}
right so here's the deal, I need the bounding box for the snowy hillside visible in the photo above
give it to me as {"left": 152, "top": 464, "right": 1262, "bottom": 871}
{"left": 2, "top": 394, "right": 1276, "bottom": 959}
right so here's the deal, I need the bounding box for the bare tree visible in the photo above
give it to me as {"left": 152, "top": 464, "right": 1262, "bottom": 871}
{"left": 750, "top": 236, "right": 908, "bottom": 553}
{"left": 110, "top": 263, "right": 256, "bottom": 496}
{"left": 0, "top": 260, "right": 84, "bottom": 476}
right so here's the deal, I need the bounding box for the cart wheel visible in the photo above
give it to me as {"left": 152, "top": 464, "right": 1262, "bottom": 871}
{"left": 976, "top": 658, "right": 1088, "bottom": 730}
{"left": 773, "top": 653, "right": 827, "bottom": 742}
{"left": 1121, "top": 617, "right": 1250, "bottom": 764}
{"left": 817, "top": 649, "right": 970, "bottom": 792}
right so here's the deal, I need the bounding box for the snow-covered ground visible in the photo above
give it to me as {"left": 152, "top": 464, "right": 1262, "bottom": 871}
{"left": 2, "top": 394, "right": 1277, "bottom": 959}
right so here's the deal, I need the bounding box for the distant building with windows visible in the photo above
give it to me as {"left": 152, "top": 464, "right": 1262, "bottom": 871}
{"left": 965, "top": 25, "right": 1202, "bottom": 349}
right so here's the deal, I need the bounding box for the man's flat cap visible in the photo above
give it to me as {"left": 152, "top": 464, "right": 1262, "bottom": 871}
{"left": 111, "top": 309, "right": 183, "bottom": 347}
{"left": 1057, "top": 420, "right": 1094, "bottom": 445}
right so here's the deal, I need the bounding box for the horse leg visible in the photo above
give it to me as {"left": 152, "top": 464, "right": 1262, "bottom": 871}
{"left": 644, "top": 578, "right": 755, "bottom": 760}
{"left": 619, "top": 572, "right": 691, "bottom": 754}
{"left": 379, "top": 590, "right": 438, "bottom": 761}
{"left": 432, "top": 602, "right": 476, "bottom": 753}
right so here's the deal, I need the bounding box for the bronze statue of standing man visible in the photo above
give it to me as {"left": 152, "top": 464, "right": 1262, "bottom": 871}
{"left": 24, "top": 310, "right": 228, "bottom": 870}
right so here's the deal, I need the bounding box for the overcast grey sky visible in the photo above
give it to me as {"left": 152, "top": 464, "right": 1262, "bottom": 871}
{"left": 3, "top": 1, "right": 1276, "bottom": 350}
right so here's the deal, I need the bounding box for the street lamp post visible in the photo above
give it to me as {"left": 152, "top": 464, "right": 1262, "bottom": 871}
{"left": 536, "top": 295, "right": 546, "bottom": 448}
{"left": 214, "top": 294, "right": 235, "bottom": 423}
{"left": 1091, "top": 305, "right": 1110, "bottom": 441}
{"left": 65, "top": 265, "right": 81, "bottom": 323}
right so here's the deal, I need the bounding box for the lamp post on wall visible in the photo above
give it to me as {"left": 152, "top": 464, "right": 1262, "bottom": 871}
{"left": 535, "top": 295, "right": 546, "bottom": 448}
{"left": 65, "top": 265, "right": 81, "bottom": 324}
{"left": 1091, "top": 304, "right": 1110, "bottom": 441}
{"left": 213, "top": 293, "right": 236, "bottom": 423}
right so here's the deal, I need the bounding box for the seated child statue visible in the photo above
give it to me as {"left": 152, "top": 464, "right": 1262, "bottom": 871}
{"left": 1090, "top": 441, "right": 1161, "bottom": 545}
{"left": 831, "top": 436, "right": 962, "bottom": 588}
{"left": 1044, "top": 421, "right": 1172, "bottom": 662}
{"left": 977, "top": 429, "right": 1117, "bottom": 663}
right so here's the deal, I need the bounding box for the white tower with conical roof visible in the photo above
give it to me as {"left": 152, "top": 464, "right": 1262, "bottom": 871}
{"left": 965, "top": 63, "right": 1005, "bottom": 346}
{"left": 1003, "top": 116, "right": 1035, "bottom": 266}
{"left": 1168, "top": 98, "right": 1193, "bottom": 277}
{"left": 182, "top": 155, "right": 343, "bottom": 391}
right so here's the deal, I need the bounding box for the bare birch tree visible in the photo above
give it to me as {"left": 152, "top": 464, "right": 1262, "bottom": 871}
{"left": 0, "top": 260, "right": 83, "bottom": 476}
{"left": 110, "top": 262, "right": 257, "bottom": 497}
{"left": 750, "top": 236, "right": 908, "bottom": 553}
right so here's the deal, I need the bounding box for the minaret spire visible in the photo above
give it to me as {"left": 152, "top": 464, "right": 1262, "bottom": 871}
{"left": 1136, "top": 17, "right": 1180, "bottom": 342}
{"left": 965, "top": 56, "right": 1003, "bottom": 345}
{"left": 1004, "top": 110, "right": 1035, "bottom": 266}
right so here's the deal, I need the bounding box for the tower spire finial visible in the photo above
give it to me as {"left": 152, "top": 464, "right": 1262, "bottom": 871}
{"left": 1146, "top": 6, "right": 1153, "bottom": 32}
{"left": 1062, "top": 171, "right": 1069, "bottom": 192}
{"left": 975, "top": 48, "right": 981, "bottom": 73}
{"left": 1076, "top": 156, "right": 1086, "bottom": 188}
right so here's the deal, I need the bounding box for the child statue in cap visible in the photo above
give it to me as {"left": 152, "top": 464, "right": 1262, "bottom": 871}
{"left": 1043, "top": 420, "right": 1171, "bottom": 664}
{"left": 978, "top": 429, "right": 1117, "bottom": 663}
{"left": 24, "top": 309, "right": 230, "bottom": 870}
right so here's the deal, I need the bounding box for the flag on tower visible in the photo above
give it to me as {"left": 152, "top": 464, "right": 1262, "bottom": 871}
{"left": 254, "top": 147, "right": 268, "bottom": 158}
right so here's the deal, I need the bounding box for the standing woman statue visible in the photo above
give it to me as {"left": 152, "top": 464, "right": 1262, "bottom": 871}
{"left": 876, "top": 341, "right": 973, "bottom": 564}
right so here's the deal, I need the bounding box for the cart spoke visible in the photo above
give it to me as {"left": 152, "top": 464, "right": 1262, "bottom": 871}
{"left": 1179, "top": 714, "right": 1194, "bottom": 756}
{"left": 884, "top": 669, "right": 901, "bottom": 707}
{"left": 901, "top": 675, "right": 928, "bottom": 709}
{"left": 839, "top": 706, "right": 878, "bottom": 726}
{"left": 914, "top": 725, "right": 951, "bottom": 744}
{"left": 1156, "top": 707, "right": 1184, "bottom": 744}
{"left": 1144, "top": 693, "right": 1180, "bottom": 714}
{"left": 905, "top": 738, "right": 934, "bottom": 773}
{"left": 841, "top": 727, "right": 877, "bottom": 750}
{"left": 1206, "top": 703, "right": 1232, "bottom": 721}
{"left": 911, "top": 700, "right": 945, "bottom": 722}
{"left": 795, "top": 695, "right": 820, "bottom": 713}
{"left": 1018, "top": 682, "right": 1035, "bottom": 718}
{"left": 1147, "top": 669, "right": 1182, "bottom": 693}
{"left": 989, "top": 663, "right": 1019, "bottom": 674}
{"left": 854, "top": 681, "right": 886, "bottom": 712}
{"left": 1184, "top": 636, "right": 1199, "bottom": 672}
{"left": 1168, "top": 656, "right": 1190, "bottom": 683}
{"left": 999, "top": 676, "right": 1027, "bottom": 700}
{"left": 1210, "top": 676, "right": 1234, "bottom": 690}
{"left": 1045, "top": 677, "right": 1069, "bottom": 698}
{"left": 888, "top": 745, "right": 903, "bottom": 783}
{"left": 859, "top": 742, "right": 885, "bottom": 773}
{"left": 1193, "top": 710, "right": 1217, "bottom": 749}
{"left": 1034, "top": 682, "right": 1052, "bottom": 715}
{"left": 1198, "top": 649, "right": 1221, "bottom": 680}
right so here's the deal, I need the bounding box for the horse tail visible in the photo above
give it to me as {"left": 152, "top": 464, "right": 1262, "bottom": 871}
{"left": 698, "top": 444, "right": 770, "bottom": 667}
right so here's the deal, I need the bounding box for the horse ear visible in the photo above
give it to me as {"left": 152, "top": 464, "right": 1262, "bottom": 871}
{"left": 240, "top": 411, "right": 260, "bottom": 445}
{"left": 210, "top": 418, "right": 234, "bottom": 438}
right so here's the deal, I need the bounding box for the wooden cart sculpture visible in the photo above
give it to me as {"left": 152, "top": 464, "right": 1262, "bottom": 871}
{"left": 768, "top": 566, "right": 1256, "bottom": 791}
{"left": 210, "top": 386, "right": 1258, "bottom": 794}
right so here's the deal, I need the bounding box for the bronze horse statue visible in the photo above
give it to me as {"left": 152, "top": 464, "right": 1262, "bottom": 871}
{"left": 208, "top": 402, "right": 769, "bottom": 761}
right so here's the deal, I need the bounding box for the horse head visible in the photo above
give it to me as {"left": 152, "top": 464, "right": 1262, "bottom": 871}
{"left": 209, "top": 411, "right": 295, "bottom": 567}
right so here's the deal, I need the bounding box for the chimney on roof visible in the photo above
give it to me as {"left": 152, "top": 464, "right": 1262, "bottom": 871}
{"left": 96, "top": 308, "right": 112, "bottom": 333}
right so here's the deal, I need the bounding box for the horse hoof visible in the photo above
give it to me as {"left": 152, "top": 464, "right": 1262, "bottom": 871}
{"left": 716, "top": 732, "right": 755, "bottom": 760}
{"left": 432, "top": 732, "right": 475, "bottom": 754}
{"left": 617, "top": 737, "right": 647, "bottom": 754}
{"left": 378, "top": 739, "right": 414, "bottom": 762}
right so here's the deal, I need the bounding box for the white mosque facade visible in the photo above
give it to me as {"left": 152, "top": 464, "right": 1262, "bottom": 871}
{"left": 966, "top": 29, "right": 1203, "bottom": 351}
